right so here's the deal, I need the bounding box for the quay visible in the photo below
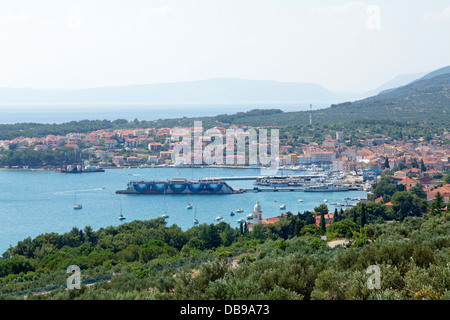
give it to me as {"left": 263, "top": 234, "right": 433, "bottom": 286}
{"left": 242, "top": 188, "right": 304, "bottom": 192}
{"left": 200, "top": 173, "right": 327, "bottom": 181}
{"left": 239, "top": 185, "right": 363, "bottom": 193}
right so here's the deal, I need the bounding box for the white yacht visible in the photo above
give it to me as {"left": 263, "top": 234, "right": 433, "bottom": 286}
{"left": 304, "top": 183, "right": 349, "bottom": 192}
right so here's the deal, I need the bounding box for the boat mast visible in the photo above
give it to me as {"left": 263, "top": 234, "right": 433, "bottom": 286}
{"left": 163, "top": 186, "right": 167, "bottom": 214}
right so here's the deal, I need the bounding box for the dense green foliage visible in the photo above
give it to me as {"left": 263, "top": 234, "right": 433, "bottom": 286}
{"left": 1, "top": 192, "right": 448, "bottom": 300}
{"left": 0, "top": 120, "right": 128, "bottom": 141}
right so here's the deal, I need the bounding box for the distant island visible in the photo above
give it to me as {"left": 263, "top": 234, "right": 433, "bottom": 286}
{"left": 0, "top": 67, "right": 437, "bottom": 106}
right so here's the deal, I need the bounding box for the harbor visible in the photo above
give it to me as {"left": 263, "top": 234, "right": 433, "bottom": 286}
{"left": 0, "top": 166, "right": 368, "bottom": 254}
{"left": 115, "top": 179, "right": 364, "bottom": 195}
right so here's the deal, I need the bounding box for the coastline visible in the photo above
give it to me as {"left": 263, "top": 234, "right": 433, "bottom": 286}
{"left": 0, "top": 164, "right": 279, "bottom": 172}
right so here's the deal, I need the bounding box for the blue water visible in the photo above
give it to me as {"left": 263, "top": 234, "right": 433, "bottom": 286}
{"left": 0, "top": 167, "right": 366, "bottom": 254}
{"left": 0, "top": 103, "right": 324, "bottom": 124}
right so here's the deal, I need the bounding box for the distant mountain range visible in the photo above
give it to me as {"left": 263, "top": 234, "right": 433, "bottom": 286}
{"left": 0, "top": 68, "right": 439, "bottom": 106}
{"left": 140, "top": 65, "right": 450, "bottom": 127}
{"left": 322, "top": 65, "right": 450, "bottom": 125}
{"left": 0, "top": 78, "right": 350, "bottom": 105}
{"left": 0, "top": 65, "right": 449, "bottom": 127}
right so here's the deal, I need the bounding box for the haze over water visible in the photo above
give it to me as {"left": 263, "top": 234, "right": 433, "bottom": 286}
{"left": 0, "top": 103, "right": 323, "bottom": 124}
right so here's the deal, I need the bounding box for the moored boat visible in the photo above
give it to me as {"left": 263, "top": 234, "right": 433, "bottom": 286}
{"left": 304, "top": 183, "right": 349, "bottom": 192}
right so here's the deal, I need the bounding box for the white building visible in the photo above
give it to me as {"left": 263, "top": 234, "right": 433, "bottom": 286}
{"left": 309, "top": 151, "right": 336, "bottom": 163}
{"left": 252, "top": 201, "right": 262, "bottom": 223}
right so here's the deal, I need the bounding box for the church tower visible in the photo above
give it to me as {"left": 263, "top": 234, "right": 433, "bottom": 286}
{"left": 252, "top": 201, "right": 262, "bottom": 223}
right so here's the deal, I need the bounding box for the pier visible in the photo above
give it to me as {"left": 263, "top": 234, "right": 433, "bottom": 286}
{"left": 242, "top": 188, "right": 305, "bottom": 192}
{"left": 200, "top": 174, "right": 327, "bottom": 181}
{"left": 240, "top": 186, "right": 363, "bottom": 193}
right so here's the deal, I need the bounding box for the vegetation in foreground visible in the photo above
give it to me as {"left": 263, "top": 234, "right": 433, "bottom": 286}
{"left": 0, "top": 188, "right": 448, "bottom": 300}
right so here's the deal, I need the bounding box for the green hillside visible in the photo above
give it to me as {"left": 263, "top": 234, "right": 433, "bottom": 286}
{"left": 326, "top": 73, "right": 450, "bottom": 125}
{"left": 144, "top": 67, "right": 450, "bottom": 128}
{"left": 0, "top": 67, "right": 448, "bottom": 140}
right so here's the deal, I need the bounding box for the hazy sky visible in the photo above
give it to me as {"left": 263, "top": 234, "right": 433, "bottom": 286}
{"left": 1, "top": 0, "right": 450, "bottom": 92}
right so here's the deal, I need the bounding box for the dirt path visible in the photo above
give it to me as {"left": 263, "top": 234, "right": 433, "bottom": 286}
{"left": 327, "top": 239, "right": 349, "bottom": 248}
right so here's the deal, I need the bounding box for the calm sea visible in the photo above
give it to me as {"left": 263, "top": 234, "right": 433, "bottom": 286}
{"left": 0, "top": 103, "right": 324, "bottom": 124}
{"left": 0, "top": 167, "right": 366, "bottom": 254}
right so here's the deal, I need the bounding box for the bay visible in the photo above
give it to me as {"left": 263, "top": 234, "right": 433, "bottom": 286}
{"left": 0, "top": 103, "right": 323, "bottom": 124}
{"left": 0, "top": 167, "right": 366, "bottom": 254}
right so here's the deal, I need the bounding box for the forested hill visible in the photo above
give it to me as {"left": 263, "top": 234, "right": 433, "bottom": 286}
{"left": 324, "top": 70, "right": 450, "bottom": 125}
{"left": 146, "top": 67, "right": 450, "bottom": 128}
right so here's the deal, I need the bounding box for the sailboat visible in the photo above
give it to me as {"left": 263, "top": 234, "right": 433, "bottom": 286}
{"left": 73, "top": 190, "right": 82, "bottom": 210}
{"left": 193, "top": 205, "right": 199, "bottom": 225}
{"left": 162, "top": 187, "right": 169, "bottom": 218}
{"left": 187, "top": 168, "right": 194, "bottom": 209}
{"left": 118, "top": 200, "right": 126, "bottom": 220}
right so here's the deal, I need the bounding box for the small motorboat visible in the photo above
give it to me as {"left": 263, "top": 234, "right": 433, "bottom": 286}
{"left": 279, "top": 204, "right": 286, "bottom": 209}
{"left": 236, "top": 209, "right": 244, "bottom": 213}
{"left": 298, "top": 199, "right": 303, "bottom": 202}
{"left": 186, "top": 204, "right": 193, "bottom": 209}
{"left": 119, "top": 214, "right": 126, "bottom": 220}
{"left": 230, "top": 211, "right": 235, "bottom": 216}
{"left": 237, "top": 218, "right": 246, "bottom": 223}
{"left": 162, "top": 213, "right": 169, "bottom": 218}
{"left": 193, "top": 219, "right": 199, "bottom": 224}
{"left": 246, "top": 213, "right": 253, "bottom": 219}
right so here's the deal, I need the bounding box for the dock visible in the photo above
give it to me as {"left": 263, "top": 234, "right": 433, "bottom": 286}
{"left": 242, "top": 188, "right": 305, "bottom": 192}
{"left": 238, "top": 186, "right": 363, "bottom": 193}
{"left": 200, "top": 174, "right": 327, "bottom": 181}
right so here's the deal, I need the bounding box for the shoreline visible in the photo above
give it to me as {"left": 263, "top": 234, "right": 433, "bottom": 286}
{"left": 0, "top": 164, "right": 301, "bottom": 172}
